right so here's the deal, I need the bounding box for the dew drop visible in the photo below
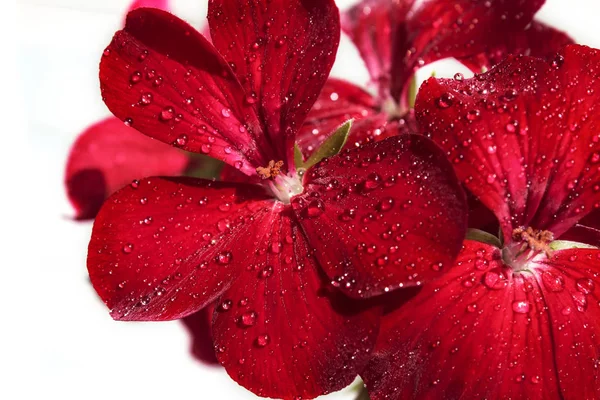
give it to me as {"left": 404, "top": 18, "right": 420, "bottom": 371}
{"left": 175, "top": 134, "right": 188, "bottom": 147}
{"left": 239, "top": 311, "right": 257, "bottom": 327}
{"left": 259, "top": 265, "right": 274, "bottom": 279}
{"left": 436, "top": 93, "right": 454, "bottom": 109}
{"left": 130, "top": 71, "right": 142, "bottom": 84}
{"left": 377, "top": 197, "right": 395, "bottom": 211}
{"left": 304, "top": 200, "right": 325, "bottom": 218}
{"left": 221, "top": 108, "right": 231, "bottom": 118}
{"left": 576, "top": 278, "right": 595, "bottom": 295}
{"left": 541, "top": 271, "right": 565, "bottom": 292}
{"left": 512, "top": 300, "right": 530, "bottom": 314}
{"left": 216, "top": 251, "right": 233, "bottom": 265}
{"left": 255, "top": 334, "right": 270, "bottom": 347}
{"left": 122, "top": 243, "right": 134, "bottom": 254}
{"left": 364, "top": 173, "right": 382, "bottom": 191}
{"left": 219, "top": 299, "right": 232, "bottom": 311}
{"left": 160, "top": 107, "right": 175, "bottom": 121}
{"left": 140, "top": 93, "right": 153, "bottom": 106}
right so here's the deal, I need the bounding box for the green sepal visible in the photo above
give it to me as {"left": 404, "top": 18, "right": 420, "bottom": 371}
{"left": 184, "top": 154, "right": 224, "bottom": 179}
{"left": 294, "top": 144, "right": 305, "bottom": 169}
{"left": 298, "top": 119, "right": 353, "bottom": 170}
{"left": 465, "top": 228, "right": 502, "bottom": 248}
{"left": 407, "top": 74, "right": 418, "bottom": 109}
{"left": 550, "top": 240, "right": 598, "bottom": 251}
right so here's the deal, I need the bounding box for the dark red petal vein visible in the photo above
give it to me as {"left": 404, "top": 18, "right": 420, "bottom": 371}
{"left": 293, "top": 133, "right": 468, "bottom": 298}
{"left": 208, "top": 0, "right": 340, "bottom": 165}
{"left": 212, "top": 208, "right": 380, "bottom": 399}
{"left": 363, "top": 241, "right": 600, "bottom": 400}
{"left": 65, "top": 117, "right": 189, "bottom": 220}
{"left": 88, "top": 177, "right": 273, "bottom": 321}
{"left": 100, "top": 8, "right": 270, "bottom": 176}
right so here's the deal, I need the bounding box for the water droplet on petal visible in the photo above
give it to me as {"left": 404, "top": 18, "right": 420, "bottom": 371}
{"left": 576, "top": 278, "right": 595, "bottom": 294}
{"left": 122, "top": 243, "right": 134, "bottom": 254}
{"left": 255, "top": 334, "right": 270, "bottom": 347}
{"left": 304, "top": 199, "right": 325, "bottom": 218}
{"left": 364, "top": 173, "right": 382, "bottom": 191}
{"left": 512, "top": 300, "right": 530, "bottom": 314}
{"left": 160, "top": 107, "right": 175, "bottom": 121}
{"left": 216, "top": 251, "right": 232, "bottom": 265}
{"left": 140, "top": 93, "right": 153, "bottom": 105}
{"left": 130, "top": 71, "right": 142, "bottom": 84}
{"left": 436, "top": 93, "right": 454, "bottom": 108}
{"left": 239, "top": 311, "right": 257, "bottom": 327}
{"left": 175, "top": 134, "right": 188, "bottom": 147}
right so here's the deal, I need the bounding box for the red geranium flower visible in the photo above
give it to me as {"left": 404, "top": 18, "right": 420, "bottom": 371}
{"left": 297, "top": 0, "right": 574, "bottom": 157}
{"left": 362, "top": 44, "right": 600, "bottom": 399}
{"left": 88, "top": 1, "right": 468, "bottom": 398}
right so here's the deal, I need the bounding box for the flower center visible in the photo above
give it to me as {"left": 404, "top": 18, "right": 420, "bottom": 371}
{"left": 257, "top": 160, "right": 303, "bottom": 204}
{"left": 256, "top": 160, "right": 284, "bottom": 180}
{"left": 501, "top": 226, "right": 554, "bottom": 271}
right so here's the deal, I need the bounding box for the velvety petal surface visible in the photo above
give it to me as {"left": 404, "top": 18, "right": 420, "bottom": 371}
{"left": 342, "top": 0, "right": 415, "bottom": 97}
{"left": 208, "top": 0, "right": 340, "bottom": 164}
{"left": 212, "top": 208, "right": 380, "bottom": 399}
{"left": 363, "top": 240, "right": 600, "bottom": 400}
{"left": 416, "top": 45, "right": 600, "bottom": 241}
{"left": 292, "top": 134, "right": 468, "bottom": 298}
{"left": 391, "top": 0, "right": 544, "bottom": 101}
{"left": 65, "top": 117, "right": 189, "bottom": 220}
{"left": 461, "top": 20, "right": 574, "bottom": 72}
{"left": 296, "top": 78, "right": 384, "bottom": 157}
{"left": 100, "top": 8, "right": 271, "bottom": 176}
{"left": 88, "top": 177, "right": 275, "bottom": 320}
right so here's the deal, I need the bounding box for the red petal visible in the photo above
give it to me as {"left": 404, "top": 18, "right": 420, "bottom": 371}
{"left": 292, "top": 134, "right": 468, "bottom": 298}
{"left": 87, "top": 177, "right": 274, "bottom": 321}
{"left": 181, "top": 306, "right": 219, "bottom": 365}
{"left": 208, "top": 0, "right": 341, "bottom": 165}
{"left": 416, "top": 45, "right": 600, "bottom": 241}
{"left": 296, "top": 78, "right": 384, "bottom": 157}
{"left": 467, "top": 191, "right": 499, "bottom": 233}
{"left": 65, "top": 117, "right": 189, "bottom": 220}
{"left": 391, "top": 0, "right": 544, "bottom": 101}
{"left": 363, "top": 241, "right": 600, "bottom": 400}
{"left": 212, "top": 209, "right": 380, "bottom": 399}
{"left": 560, "top": 210, "right": 600, "bottom": 247}
{"left": 461, "top": 20, "right": 574, "bottom": 72}
{"left": 342, "top": 0, "right": 415, "bottom": 98}
{"left": 100, "top": 8, "right": 272, "bottom": 176}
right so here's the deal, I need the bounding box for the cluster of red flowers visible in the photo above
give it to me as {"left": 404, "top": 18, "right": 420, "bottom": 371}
{"left": 67, "top": 0, "right": 600, "bottom": 399}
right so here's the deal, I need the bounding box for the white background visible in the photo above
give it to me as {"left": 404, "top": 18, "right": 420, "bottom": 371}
{"left": 5, "top": 0, "right": 600, "bottom": 399}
